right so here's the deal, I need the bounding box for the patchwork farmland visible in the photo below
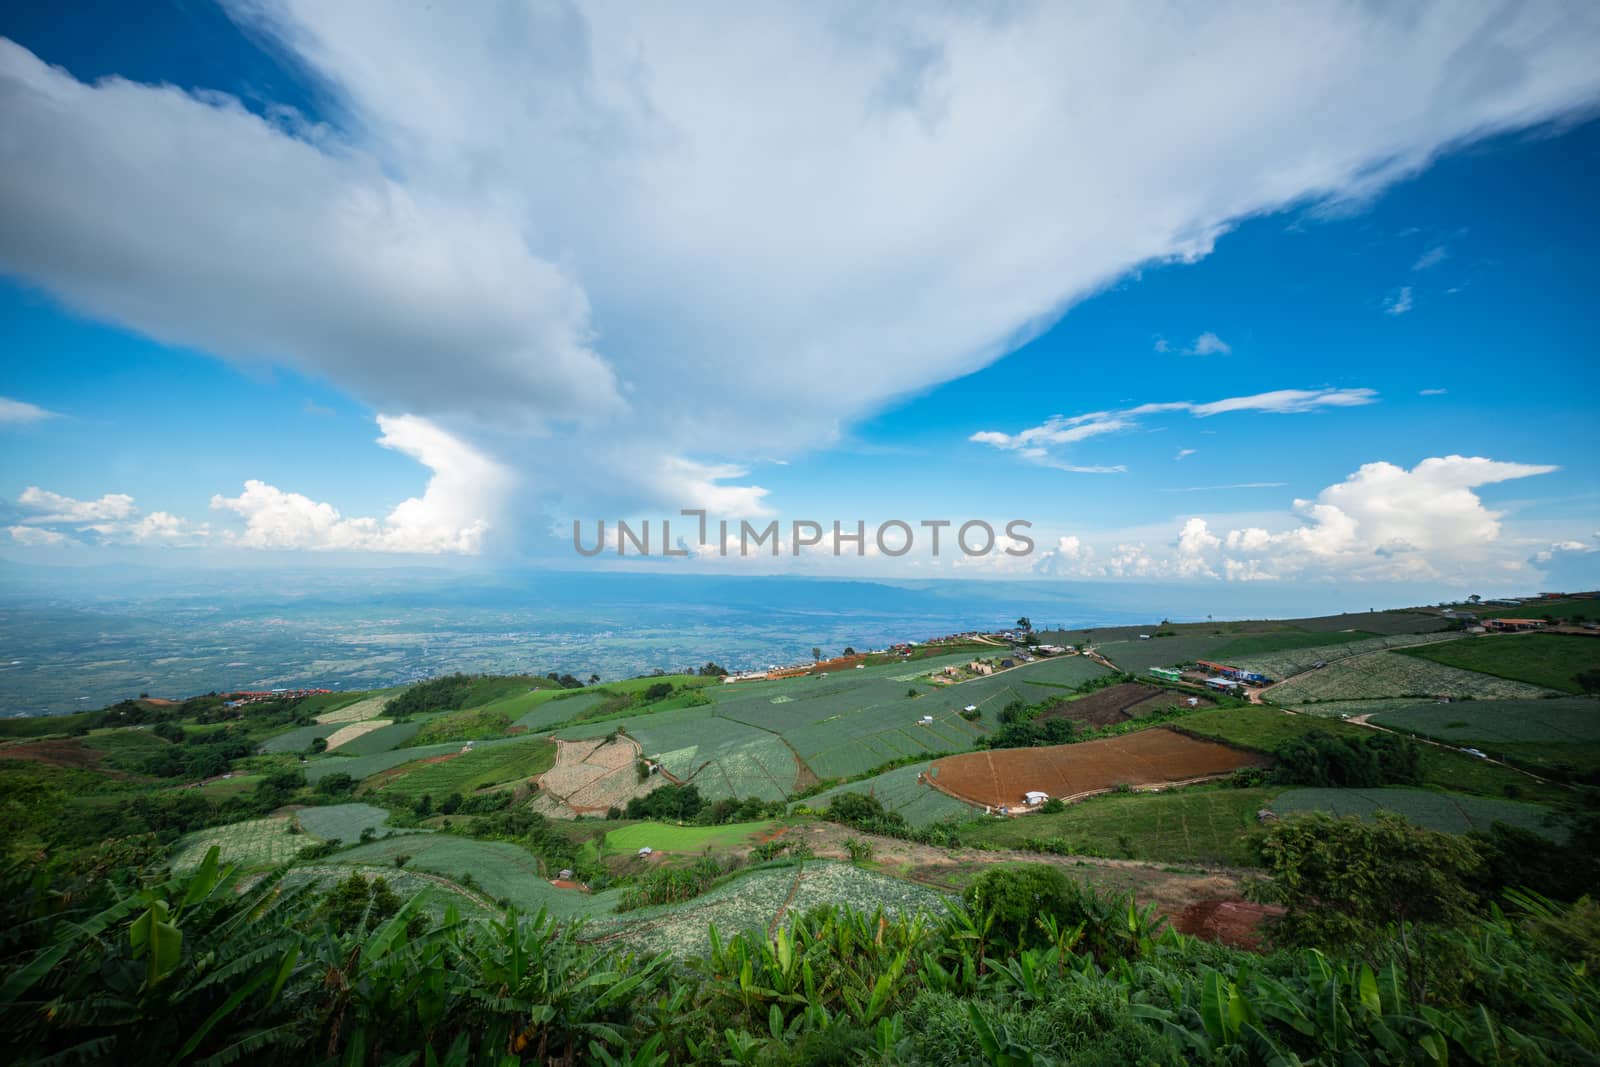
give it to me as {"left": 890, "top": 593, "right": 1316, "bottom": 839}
{"left": 13, "top": 595, "right": 1593, "bottom": 1017}
{"left": 1266, "top": 649, "right": 1556, "bottom": 704}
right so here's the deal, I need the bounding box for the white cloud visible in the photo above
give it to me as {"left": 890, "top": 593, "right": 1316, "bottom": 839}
{"left": 0, "top": 396, "right": 59, "bottom": 425}
{"left": 17, "top": 487, "right": 137, "bottom": 524}
{"left": 7, "top": 525, "right": 66, "bottom": 546}
{"left": 1413, "top": 245, "right": 1449, "bottom": 270}
{"left": 10, "top": 488, "right": 205, "bottom": 545}
{"left": 1035, "top": 455, "right": 1568, "bottom": 583}
{"left": 1180, "top": 388, "right": 1378, "bottom": 417}
{"left": 1, "top": 5, "right": 1597, "bottom": 529}
{"left": 972, "top": 388, "right": 1376, "bottom": 470}
{"left": 1384, "top": 286, "right": 1414, "bottom": 316}
{"left": 1185, "top": 331, "right": 1232, "bottom": 356}
{"left": 1532, "top": 534, "right": 1598, "bottom": 565}
{"left": 1420, "top": 387, "right": 1448, "bottom": 396}
{"left": 210, "top": 414, "right": 512, "bottom": 553}
{"left": 1153, "top": 337, "right": 1173, "bottom": 353}
{"left": 1174, "top": 448, "right": 1196, "bottom": 460}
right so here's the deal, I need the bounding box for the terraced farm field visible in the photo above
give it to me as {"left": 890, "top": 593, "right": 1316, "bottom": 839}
{"left": 1273, "top": 787, "right": 1562, "bottom": 840}
{"left": 1233, "top": 631, "right": 1462, "bottom": 681}
{"left": 797, "top": 764, "right": 981, "bottom": 827}
{"left": 303, "top": 741, "right": 465, "bottom": 783}
{"left": 1208, "top": 630, "right": 1377, "bottom": 660}
{"left": 329, "top": 718, "right": 428, "bottom": 755}
{"left": 324, "top": 834, "right": 620, "bottom": 917}
{"left": 370, "top": 737, "right": 556, "bottom": 801}
{"left": 325, "top": 719, "right": 394, "bottom": 751}
{"left": 1175, "top": 706, "right": 1572, "bottom": 803}
{"left": 258, "top": 722, "right": 342, "bottom": 754}
{"left": 294, "top": 802, "right": 397, "bottom": 842}
{"left": 1369, "top": 697, "right": 1600, "bottom": 744}
{"left": 928, "top": 728, "right": 1268, "bottom": 808}
{"left": 965, "top": 785, "right": 1279, "bottom": 864}
{"left": 314, "top": 695, "right": 391, "bottom": 725}
{"left": 1091, "top": 636, "right": 1234, "bottom": 674}
{"left": 284, "top": 865, "right": 499, "bottom": 919}
{"left": 1369, "top": 697, "right": 1600, "bottom": 777}
{"left": 512, "top": 691, "right": 605, "bottom": 731}
{"left": 535, "top": 735, "right": 661, "bottom": 814}
{"left": 171, "top": 815, "right": 306, "bottom": 870}
{"left": 1394, "top": 633, "right": 1600, "bottom": 694}
{"left": 1280, "top": 698, "right": 1440, "bottom": 719}
{"left": 587, "top": 861, "right": 944, "bottom": 956}
{"left": 559, "top": 707, "right": 802, "bottom": 801}
{"left": 1266, "top": 649, "right": 1555, "bottom": 704}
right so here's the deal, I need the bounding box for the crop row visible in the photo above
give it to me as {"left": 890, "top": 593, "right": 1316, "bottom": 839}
{"left": 1268, "top": 649, "right": 1555, "bottom": 704}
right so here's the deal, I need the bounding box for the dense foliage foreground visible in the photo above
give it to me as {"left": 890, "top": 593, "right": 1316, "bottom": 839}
{"left": 3, "top": 836, "right": 1597, "bottom": 1067}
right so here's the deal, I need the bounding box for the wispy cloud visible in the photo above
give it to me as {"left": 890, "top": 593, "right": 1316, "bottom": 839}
{"left": 1412, "top": 245, "right": 1448, "bottom": 271}
{"left": 1185, "top": 331, "right": 1232, "bottom": 356}
{"left": 971, "top": 388, "right": 1377, "bottom": 470}
{"left": 1420, "top": 387, "right": 1448, "bottom": 396}
{"left": 1175, "top": 448, "right": 1197, "bottom": 460}
{"left": 1153, "top": 337, "right": 1172, "bottom": 353}
{"left": 0, "top": 396, "right": 60, "bottom": 425}
{"left": 1384, "top": 286, "right": 1414, "bottom": 316}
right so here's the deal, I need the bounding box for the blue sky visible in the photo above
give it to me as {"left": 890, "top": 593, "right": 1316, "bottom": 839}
{"left": 1, "top": 2, "right": 1597, "bottom": 594}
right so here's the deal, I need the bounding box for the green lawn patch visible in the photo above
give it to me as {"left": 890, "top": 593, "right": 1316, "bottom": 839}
{"left": 963, "top": 784, "right": 1280, "bottom": 865}
{"left": 602, "top": 820, "right": 775, "bottom": 856}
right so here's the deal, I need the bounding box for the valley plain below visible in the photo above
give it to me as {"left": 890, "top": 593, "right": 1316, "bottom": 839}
{"left": 3, "top": 591, "right": 1598, "bottom": 1064}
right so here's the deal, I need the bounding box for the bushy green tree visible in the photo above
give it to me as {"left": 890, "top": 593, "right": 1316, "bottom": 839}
{"left": 1251, "top": 811, "right": 1481, "bottom": 949}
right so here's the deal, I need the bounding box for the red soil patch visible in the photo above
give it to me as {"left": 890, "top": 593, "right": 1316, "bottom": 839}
{"left": 752, "top": 826, "right": 790, "bottom": 844}
{"left": 1037, "top": 683, "right": 1212, "bottom": 727}
{"left": 0, "top": 738, "right": 107, "bottom": 771}
{"left": 927, "top": 727, "right": 1269, "bottom": 808}
{"left": 548, "top": 879, "right": 585, "bottom": 891}
{"left": 1173, "top": 899, "right": 1284, "bottom": 952}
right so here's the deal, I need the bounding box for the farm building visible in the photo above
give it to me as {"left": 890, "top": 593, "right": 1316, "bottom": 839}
{"left": 1149, "top": 666, "right": 1183, "bottom": 682}
{"left": 1196, "top": 660, "right": 1270, "bottom": 685}
{"left": 1205, "top": 677, "right": 1240, "bottom": 692}
{"left": 1023, "top": 790, "right": 1049, "bottom": 806}
{"left": 1485, "top": 618, "right": 1549, "bottom": 632}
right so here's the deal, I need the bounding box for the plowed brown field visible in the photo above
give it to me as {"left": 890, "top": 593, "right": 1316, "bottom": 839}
{"left": 1036, "top": 683, "right": 1212, "bottom": 727}
{"left": 927, "top": 727, "right": 1267, "bottom": 807}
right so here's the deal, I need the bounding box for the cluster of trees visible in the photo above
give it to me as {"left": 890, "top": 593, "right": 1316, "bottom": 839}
{"left": 382, "top": 673, "right": 475, "bottom": 717}
{"left": 978, "top": 711, "right": 1078, "bottom": 750}
{"left": 821, "top": 792, "right": 966, "bottom": 849}
{"left": 53, "top": 693, "right": 311, "bottom": 738}
{"left": 4, "top": 826, "right": 1597, "bottom": 1066}
{"left": 136, "top": 727, "right": 256, "bottom": 780}
{"left": 613, "top": 783, "right": 785, "bottom": 826}
{"left": 1271, "top": 729, "right": 1422, "bottom": 788}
